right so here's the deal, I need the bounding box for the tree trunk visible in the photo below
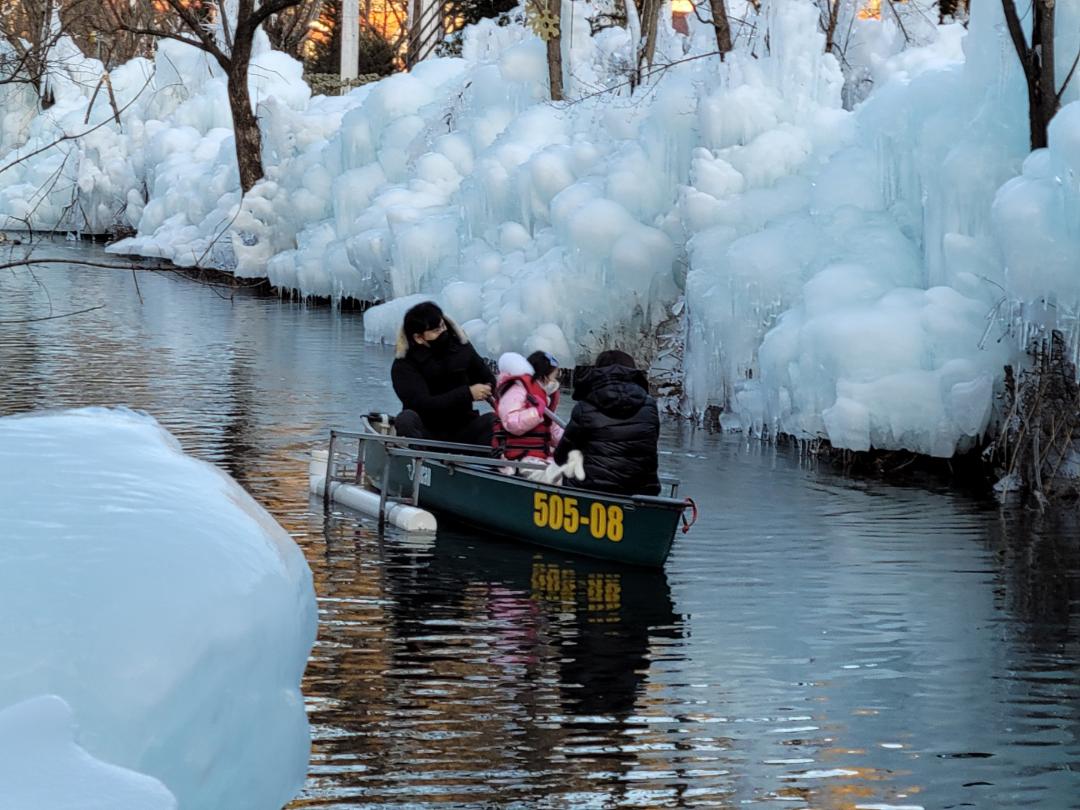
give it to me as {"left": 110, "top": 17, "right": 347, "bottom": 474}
{"left": 546, "top": 0, "right": 563, "bottom": 101}
{"left": 823, "top": 0, "right": 839, "bottom": 54}
{"left": 1031, "top": 0, "right": 1056, "bottom": 150}
{"left": 708, "top": 0, "right": 733, "bottom": 56}
{"left": 638, "top": 0, "right": 661, "bottom": 82}
{"left": 1002, "top": 0, "right": 1059, "bottom": 151}
{"left": 227, "top": 37, "right": 263, "bottom": 193}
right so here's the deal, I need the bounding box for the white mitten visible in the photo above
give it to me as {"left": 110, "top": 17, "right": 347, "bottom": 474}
{"left": 564, "top": 450, "right": 586, "bottom": 481}
{"left": 538, "top": 460, "right": 564, "bottom": 485}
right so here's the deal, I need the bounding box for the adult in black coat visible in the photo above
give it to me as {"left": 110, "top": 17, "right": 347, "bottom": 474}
{"left": 553, "top": 350, "right": 660, "bottom": 496}
{"left": 391, "top": 302, "right": 496, "bottom": 445}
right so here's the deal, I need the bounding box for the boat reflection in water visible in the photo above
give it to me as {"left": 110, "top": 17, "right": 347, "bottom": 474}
{"left": 528, "top": 556, "right": 682, "bottom": 719}
{"left": 302, "top": 515, "right": 687, "bottom": 807}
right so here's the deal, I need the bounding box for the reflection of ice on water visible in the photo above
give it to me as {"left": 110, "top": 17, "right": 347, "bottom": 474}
{"left": 2, "top": 254, "right": 1078, "bottom": 809}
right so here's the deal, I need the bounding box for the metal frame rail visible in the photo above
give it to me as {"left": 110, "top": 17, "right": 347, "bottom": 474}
{"left": 323, "top": 427, "right": 574, "bottom": 526}
{"left": 323, "top": 425, "right": 681, "bottom": 529}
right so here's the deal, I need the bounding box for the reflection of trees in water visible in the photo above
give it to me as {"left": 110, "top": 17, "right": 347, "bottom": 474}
{"left": 990, "top": 510, "right": 1080, "bottom": 642}
{"left": 297, "top": 519, "right": 689, "bottom": 806}
{"left": 219, "top": 355, "right": 259, "bottom": 488}
{"left": 0, "top": 271, "right": 167, "bottom": 415}
{"left": 987, "top": 509, "right": 1080, "bottom": 786}
{"left": 296, "top": 518, "right": 399, "bottom": 796}
{"left": 0, "top": 310, "right": 42, "bottom": 415}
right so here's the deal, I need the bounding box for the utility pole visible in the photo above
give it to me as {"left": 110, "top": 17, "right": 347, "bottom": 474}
{"left": 341, "top": 0, "right": 359, "bottom": 80}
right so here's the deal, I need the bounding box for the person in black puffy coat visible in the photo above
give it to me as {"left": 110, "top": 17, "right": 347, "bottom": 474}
{"left": 391, "top": 302, "right": 496, "bottom": 444}
{"left": 552, "top": 350, "right": 660, "bottom": 496}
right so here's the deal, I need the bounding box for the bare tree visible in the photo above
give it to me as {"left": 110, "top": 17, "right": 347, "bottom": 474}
{"left": 0, "top": 0, "right": 105, "bottom": 101}
{"left": 1001, "top": 0, "right": 1080, "bottom": 150}
{"left": 1, "top": 1, "right": 51, "bottom": 97}
{"left": 262, "top": 0, "right": 326, "bottom": 59}
{"left": 633, "top": 0, "right": 662, "bottom": 85}
{"left": 706, "top": 0, "right": 733, "bottom": 57}
{"left": 545, "top": 0, "right": 562, "bottom": 100}
{"left": 114, "top": 0, "right": 304, "bottom": 193}
{"left": 84, "top": 2, "right": 197, "bottom": 65}
{"left": 819, "top": 0, "right": 841, "bottom": 54}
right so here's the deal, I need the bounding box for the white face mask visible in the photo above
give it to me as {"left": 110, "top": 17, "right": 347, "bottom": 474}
{"left": 543, "top": 379, "right": 560, "bottom": 394}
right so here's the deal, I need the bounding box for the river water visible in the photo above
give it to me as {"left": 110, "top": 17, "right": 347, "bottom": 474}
{"left": 2, "top": 243, "right": 1078, "bottom": 809}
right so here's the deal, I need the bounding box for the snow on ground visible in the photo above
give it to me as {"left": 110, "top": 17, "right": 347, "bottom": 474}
{"left": 2, "top": 0, "right": 1080, "bottom": 457}
{"left": 0, "top": 407, "right": 317, "bottom": 810}
{"left": 0, "top": 696, "right": 177, "bottom": 810}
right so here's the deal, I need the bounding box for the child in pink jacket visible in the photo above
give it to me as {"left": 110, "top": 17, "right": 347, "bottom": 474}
{"left": 492, "top": 351, "right": 564, "bottom": 473}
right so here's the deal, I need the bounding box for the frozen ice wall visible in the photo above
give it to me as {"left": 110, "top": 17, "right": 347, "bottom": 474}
{"left": 4, "top": 0, "right": 1079, "bottom": 458}
{"left": 993, "top": 101, "right": 1080, "bottom": 328}
{"left": 0, "top": 43, "right": 39, "bottom": 156}
{"left": 0, "top": 37, "right": 124, "bottom": 232}
{"left": 92, "top": 1, "right": 781, "bottom": 365}
{"left": 0, "top": 408, "right": 318, "bottom": 810}
{"left": 0, "top": 29, "right": 310, "bottom": 237}
{"left": 232, "top": 4, "right": 710, "bottom": 362}
{"left": 347, "top": 0, "right": 846, "bottom": 363}
{"left": 989, "top": 0, "right": 1080, "bottom": 359}
{"left": 683, "top": 0, "right": 1080, "bottom": 456}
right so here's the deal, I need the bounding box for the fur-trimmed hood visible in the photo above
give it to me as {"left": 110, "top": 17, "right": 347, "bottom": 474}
{"left": 496, "top": 352, "right": 534, "bottom": 382}
{"left": 395, "top": 316, "right": 470, "bottom": 358}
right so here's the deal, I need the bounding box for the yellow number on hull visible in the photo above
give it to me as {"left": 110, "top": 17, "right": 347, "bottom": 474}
{"left": 533, "top": 492, "right": 623, "bottom": 543}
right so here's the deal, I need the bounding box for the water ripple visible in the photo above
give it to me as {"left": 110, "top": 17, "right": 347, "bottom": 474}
{"left": 2, "top": 252, "right": 1078, "bottom": 808}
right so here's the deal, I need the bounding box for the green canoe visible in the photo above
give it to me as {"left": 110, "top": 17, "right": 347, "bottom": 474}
{"left": 322, "top": 417, "right": 696, "bottom": 568}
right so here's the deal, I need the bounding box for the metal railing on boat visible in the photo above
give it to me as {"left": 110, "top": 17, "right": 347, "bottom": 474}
{"left": 323, "top": 427, "right": 562, "bottom": 528}
{"left": 323, "top": 424, "right": 682, "bottom": 530}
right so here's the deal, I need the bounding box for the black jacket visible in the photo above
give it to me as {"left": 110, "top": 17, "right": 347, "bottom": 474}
{"left": 391, "top": 327, "right": 495, "bottom": 439}
{"left": 553, "top": 364, "right": 660, "bottom": 496}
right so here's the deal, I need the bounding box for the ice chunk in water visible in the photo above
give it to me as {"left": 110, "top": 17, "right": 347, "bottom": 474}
{"left": 0, "top": 408, "right": 317, "bottom": 810}
{"left": 0, "top": 695, "right": 177, "bottom": 810}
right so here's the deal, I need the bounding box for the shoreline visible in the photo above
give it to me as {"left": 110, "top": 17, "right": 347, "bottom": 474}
{"left": 16, "top": 233, "right": 1068, "bottom": 506}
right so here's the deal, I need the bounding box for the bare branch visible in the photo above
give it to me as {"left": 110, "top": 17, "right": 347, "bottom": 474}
{"left": 160, "top": 0, "right": 230, "bottom": 66}
{"left": 884, "top": 0, "right": 911, "bottom": 45}
{"left": 1058, "top": 48, "right": 1080, "bottom": 103}
{"left": 247, "top": 0, "right": 304, "bottom": 33}
{"left": 131, "top": 268, "right": 143, "bottom": 304}
{"left": 0, "top": 258, "right": 144, "bottom": 273}
{"left": 83, "top": 75, "right": 107, "bottom": 125}
{"left": 118, "top": 26, "right": 217, "bottom": 57}
{"left": 563, "top": 50, "right": 723, "bottom": 106}
{"left": 1000, "top": 0, "right": 1032, "bottom": 70}
{"left": 219, "top": 0, "right": 235, "bottom": 54}
{"left": 0, "top": 68, "right": 155, "bottom": 178}
{"left": 104, "top": 72, "right": 122, "bottom": 127}
{"left": 0, "top": 304, "right": 105, "bottom": 324}
{"left": 267, "top": 0, "right": 324, "bottom": 55}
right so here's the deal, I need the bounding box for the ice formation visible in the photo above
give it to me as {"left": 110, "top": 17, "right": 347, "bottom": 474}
{"left": 683, "top": 0, "right": 1080, "bottom": 456}
{"left": 0, "top": 408, "right": 317, "bottom": 810}
{"left": 0, "top": 696, "right": 177, "bottom": 810}
{"left": 2, "top": 0, "right": 1080, "bottom": 457}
